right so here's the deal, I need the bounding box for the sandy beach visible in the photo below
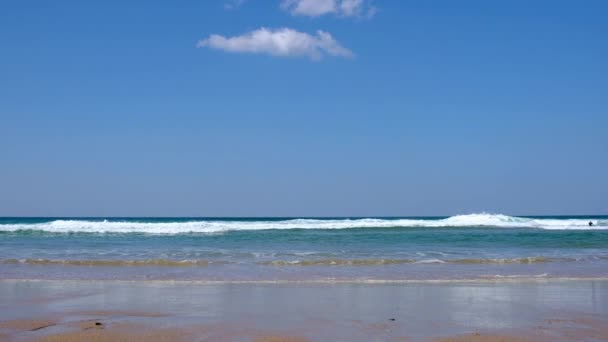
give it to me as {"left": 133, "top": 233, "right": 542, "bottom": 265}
{"left": 3, "top": 0, "right": 607, "bottom": 339}
{"left": 1, "top": 279, "right": 606, "bottom": 341}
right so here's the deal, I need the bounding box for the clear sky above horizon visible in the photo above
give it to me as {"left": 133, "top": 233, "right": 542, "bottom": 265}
{"left": 1, "top": 0, "right": 607, "bottom": 217}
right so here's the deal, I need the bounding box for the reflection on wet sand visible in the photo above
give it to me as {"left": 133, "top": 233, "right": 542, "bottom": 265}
{"left": 0, "top": 279, "right": 606, "bottom": 341}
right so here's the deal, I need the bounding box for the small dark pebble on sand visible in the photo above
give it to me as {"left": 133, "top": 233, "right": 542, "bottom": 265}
{"left": 95, "top": 322, "right": 102, "bottom": 326}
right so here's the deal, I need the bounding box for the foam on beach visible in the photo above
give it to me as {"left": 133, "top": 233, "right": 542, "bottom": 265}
{"left": 259, "top": 256, "right": 568, "bottom": 266}
{"left": 0, "top": 256, "right": 580, "bottom": 268}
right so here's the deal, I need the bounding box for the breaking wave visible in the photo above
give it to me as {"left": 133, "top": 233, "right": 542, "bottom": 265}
{"left": 0, "top": 214, "right": 606, "bottom": 234}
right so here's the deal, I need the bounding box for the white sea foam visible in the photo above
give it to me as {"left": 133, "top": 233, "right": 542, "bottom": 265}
{"left": 0, "top": 214, "right": 606, "bottom": 234}
{"left": 414, "top": 259, "right": 446, "bottom": 264}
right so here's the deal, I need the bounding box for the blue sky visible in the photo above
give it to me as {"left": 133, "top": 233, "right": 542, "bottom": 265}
{"left": 1, "top": 0, "right": 607, "bottom": 216}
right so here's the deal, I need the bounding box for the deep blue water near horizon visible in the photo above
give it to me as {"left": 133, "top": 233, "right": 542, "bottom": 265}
{"left": 1, "top": 214, "right": 607, "bottom": 281}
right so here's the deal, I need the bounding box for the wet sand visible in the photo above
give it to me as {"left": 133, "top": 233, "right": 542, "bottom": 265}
{"left": 0, "top": 279, "right": 606, "bottom": 341}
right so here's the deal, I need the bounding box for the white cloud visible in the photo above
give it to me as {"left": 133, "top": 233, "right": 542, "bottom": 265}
{"left": 197, "top": 27, "right": 354, "bottom": 60}
{"left": 281, "top": 0, "right": 375, "bottom": 18}
{"left": 224, "top": 0, "right": 246, "bottom": 10}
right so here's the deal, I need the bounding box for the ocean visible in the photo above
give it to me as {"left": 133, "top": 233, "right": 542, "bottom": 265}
{"left": 1, "top": 214, "right": 607, "bottom": 282}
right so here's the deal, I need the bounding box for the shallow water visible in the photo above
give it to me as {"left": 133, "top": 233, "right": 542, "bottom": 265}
{"left": 1, "top": 214, "right": 607, "bottom": 281}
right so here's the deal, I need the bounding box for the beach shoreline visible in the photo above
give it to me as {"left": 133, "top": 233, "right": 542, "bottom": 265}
{"left": 1, "top": 279, "right": 607, "bottom": 341}
{"left": 2, "top": 276, "right": 608, "bottom": 284}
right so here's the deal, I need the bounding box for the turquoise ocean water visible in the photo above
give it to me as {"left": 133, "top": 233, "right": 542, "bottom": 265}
{"left": 1, "top": 214, "right": 607, "bottom": 281}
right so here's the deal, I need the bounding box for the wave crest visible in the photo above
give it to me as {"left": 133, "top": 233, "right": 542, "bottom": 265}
{"left": 0, "top": 214, "right": 605, "bottom": 234}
